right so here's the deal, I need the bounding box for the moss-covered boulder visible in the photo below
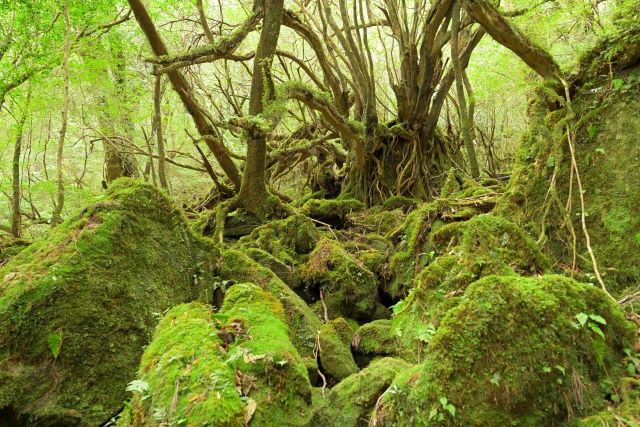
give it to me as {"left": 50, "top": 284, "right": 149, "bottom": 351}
{"left": 299, "top": 239, "right": 388, "bottom": 322}
{"left": 318, "top": 318, "right": 358, "bottom": 382}
{"left": 217, "top": 248, "right": 322, "bottom": 359}
{"left": 391, "top": 214, "right": 550, "bottom": 360}
{"left": 0, "top": 179, "right": 217, "bottom": 426}
{"left": 121, "top": 283, "right": 313, "bottom": 426}
{"left": 352, "top": 319, "right": 399, "bottom": 361}
{"left": 577, "top": 377, "right": 640, "bottom": 426}
{"left": 311, "top": 357, "right": 410, "bottom": 426}
{"left": 372, "top": 275, "right": 636, "bottom": 426}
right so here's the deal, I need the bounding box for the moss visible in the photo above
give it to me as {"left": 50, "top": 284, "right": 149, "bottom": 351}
{"left": 119, "top": 303, "right": 244, "bottom": 427}
{"left": 300, "top": 198, "right": 365, "bottom": 228}
{"left": 318, "top": 319, "right": 358, "bottom": 382}
{"left": 352, "top": 320, "right": 399, "bottom": 358}
{"left": 217, "top": 248, "right": 322, "bottom": 358}
{"left": 220, "top": 283, "right": 312, "bottom": 426}
{"left": 122, "top": 283, "right": 313, "bottom": 426}
{"left": 576, "top": 377, "right": 640, "bottom": 426}
{"left": 440, "top": 168, "right": 461, "bottom": 197}
{"left": 373, "top": 275, "right": 636, "bottom": 426}
{"left": 0, "top": 179, "right": 217, "bottom": 425}
{"left": 381, "top": 196, "right": 419, "bottom": 212}
{"left": 299, "top": 238, "right": 388, "bottom": 322}
{"left": 392, "top": 214, "right": 550, "bottom": 361}
{"left": 311, "top": 357, "right": 410, "bottom": 427}
{"left": 238, "top": 214, "right": 319, "bottom": 265}
{"left": 348, "top": 207, "right": 407, "bottom": 236}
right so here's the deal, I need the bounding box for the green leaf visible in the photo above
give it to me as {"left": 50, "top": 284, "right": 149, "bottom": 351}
{"left": 635, "top": 233, "right": 640, "bottom": 246}
{"left": 555, "top": 365, "right": 566, "bottom": 375}
{"left": 588, "top": 314, "right": 607, "bottom": 325}
{"left": 490, "top": 372, "right": 501, "bottom": 386}
{"left": 587, "top": 125, "right": 598, "bottom": 139}
{"left": 546, "top": 156, "right": 555, "bottom": 168}
{"left": 429, "top": 408, "right": 438, "bottom": 420}
{"left": 612, "top": 78, "right": 625, "bottom": 90}
{"left": 446, "top": 404, "right": 456, "bottom": 417}
{"left": 542, "top": 365, "right": 552, "bottom": 373}
{"left": 588, "top": 323, "right": 605, "bottom": 339}
{"left": 594, "top": 147, "right": 605, "bottom": 155}
{"left": 627, "top": 362, "right": 637, "bottom": 376}
{"left": 47, "top": 331, "right": 63, "bottom": 359}
{"left": 439, "top": 397, "right": 448, "bottom": 407}
{"left": 126, "top": 379, "right": 149, "bottom": 393}
{"left": 575, "top": 312, "right": 589, "bottom": 327}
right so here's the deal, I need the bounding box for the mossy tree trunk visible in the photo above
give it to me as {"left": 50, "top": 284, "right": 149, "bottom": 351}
{"left": 11, "top": 90, "right": 30, "bottom": 238}
{"left": 234, "top": 0, "right": 285, "bottom": 218}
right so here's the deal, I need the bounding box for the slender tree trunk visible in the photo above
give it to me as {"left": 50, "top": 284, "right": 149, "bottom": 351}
{"left": 451, "top": 0, "right": 480, "bottom": 179}
{"left": 127, "top": 0, "right": 242, "bottom": 189}
{"left": 235, "top": 0, "right": 284, "bottom": 217}
{"left": 51, "top": 4, "right": 70, "bottom": 227}
{"left": 154, "top": 74, "right": 169, "bottom": 189}
{"left": 11, "top": 92, "right": 30, "bottom": 238}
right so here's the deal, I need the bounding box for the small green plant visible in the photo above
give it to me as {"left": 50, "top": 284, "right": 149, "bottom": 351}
{"left": 126, "top": 379, "right": 149, "bottom": 393}
{"left": 429, "top": 397, "right": 456, "bottom": 422}
{"left": 47, "top": 330, "right": 63, "bottom": 359}
{"left": 623, "top": 348, "right": 640, "bottom": 375}
{"left": 415, "top": 323, "right": 436, "bottom": 344}
{"left": 574, "top": 312, "right": 607, "bottom": 339}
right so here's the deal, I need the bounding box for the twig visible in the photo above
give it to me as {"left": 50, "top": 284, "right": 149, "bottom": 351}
{"left": 314, "top": 330, "right": 327, "bottom": 398}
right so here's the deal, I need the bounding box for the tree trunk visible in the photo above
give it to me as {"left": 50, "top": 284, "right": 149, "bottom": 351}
{"left": 11, "top": 93, "right": 30, "bottom": 238}
{"left": 451, "top": 0, "right": 480, "bottom": 179}
{"left": 128, "top": 0, "right": 242, "bottom": 189}
{"left": 154, "top": 74, "right": 169, "bottom": 189}
{"left": 51, "top": 4, "right": 70, "bottom": 227}
{"left": 234, "top": 0, "right": 285, "bottom": 218}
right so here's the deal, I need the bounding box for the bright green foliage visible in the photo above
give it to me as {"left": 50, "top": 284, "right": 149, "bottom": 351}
{"left": 392, "top": 214, "right": 550, "bottom": 360}
{"left": 299, "top": 238, "right": 388, "bottom": 321}
{"left": 577, "top": 377, "right": 640, "bottom": 426}
{"left": 119, "top": 303, "right": 245, "bottom": 426}
{"left": 311, "top": 357, "right": 410, "bottom": 426}
{"left": 372, "top": 275, "right": 636, "bottom": 426}
{"left": 0, "top": 179, "right": 218, "bottom": 425}
{"left": 318, "top": 318, "right": 358, "bottom": 382}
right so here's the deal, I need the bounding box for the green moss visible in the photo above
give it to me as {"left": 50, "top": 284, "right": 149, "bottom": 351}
{"left": 373, "top": 275, "right": 636, "bottom": 426}
{"left": 122, "top": 283, "right": 313, "bottom": 426}
{"left": 119, "top": 303, "right": 244, "bottom": 426}
{"left": 392, "top": 214, "right": 550, "bottom": 361}
{"left": 300, "top": 198, "right": 365, "bottom": 228}
{"left": 352, "top": 320, "right": 399, "bottom": 358}
{"left": 576, "top": 377, "right": 640, "bottom": 426}
{"left": 382, "top": 196, "right": 419, "bottom": 212}
{"left": 0, "top": 179, "right": 218, "bottom": 425}
{"left": 299, "top": 239, "right": 388, "bottom": 321}
{"left": 217, "top": 248, "right": 322, "bottom": 358}
{"left": 311, "top": 357, "right": 410, "bottom": 426}
{"left": 318, "top": 319, "right": 358, "bottom": 382}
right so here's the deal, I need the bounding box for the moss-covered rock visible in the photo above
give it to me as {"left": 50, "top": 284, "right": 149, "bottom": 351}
{"left": 121, "top": 283, "right": 313, "bottom": 426}
{"left": 391, "top": 214, "right": 550, "bottom": 360}
{"left": 217, "top": 248, "right": 322, "bottom": 359}
{"left": 311, "top": 357, "right": 410, "bottom": 427}
{"left": 300, "top": 198, "right": 365, "bottom": 228}
{"left": 118, "top": 303, "right": 244, "bottom": 427}
{"left": 372, "top": 275, "right": 636, "bottom": 426}
{"left": 0, "top": 179, "right": 217, "bottom": 426}
{"left": 318, "top": 318, "right": 358, "bottom": 382}
{"left": 352, "top": 319, "right": 399, "bottom": 359}
{"left": 299, "top": 239, "right": 388, "bottom": 322}
{"left": 577, "top": 377, "right": 640, "bottom": 426}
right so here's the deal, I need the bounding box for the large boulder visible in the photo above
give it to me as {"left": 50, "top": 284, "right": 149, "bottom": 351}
{"left": 0, "top": 179, "right": 217, "bottom": 426}
{"left": 372, "top": 275, "right": 636, "bottom": 426}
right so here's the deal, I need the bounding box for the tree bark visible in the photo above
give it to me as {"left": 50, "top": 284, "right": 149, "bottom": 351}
{"left": 51, "top": 4, "right": 70, "bottom": 227}
{"left": 463, "top": 0, "right": 561, "bottom": 80}
{"left": 127, "top": 0, "right": 242, "bottom": 189}
{"left": 451, "top": 0, "right": 480, "bottom": 179}
{"left": 234, "top": 0, "right": 285, "bottom": 217}
{"left": 154, "top": 74, "right": 169, "bottom": 189}
{"left": 11, "top": 92, "right": 30, "bottom": 238}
